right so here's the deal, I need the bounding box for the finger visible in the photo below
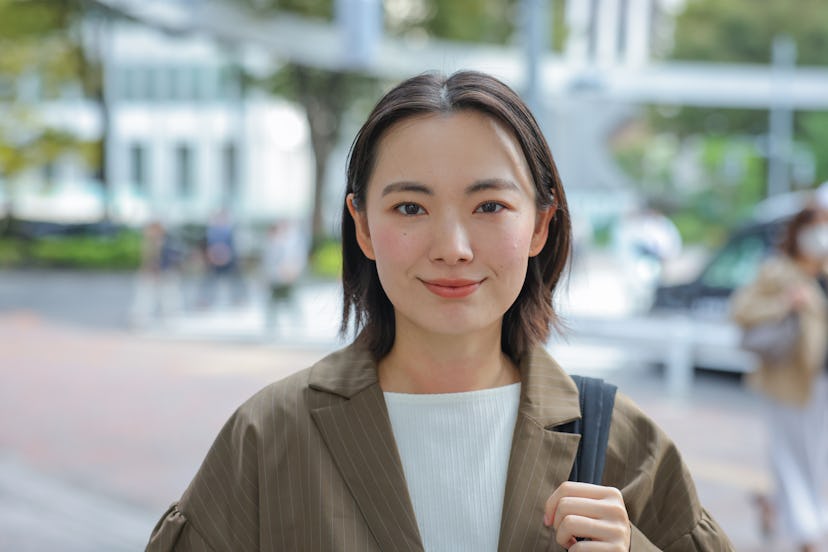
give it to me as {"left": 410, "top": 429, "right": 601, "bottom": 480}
{"left": 552, "top": 496, "right": 595, "bottom": 529}
{"left": 567, "top": 540, "right": 623, "bottom": 551}
{"left": 556, "top": 514, "right": 628, "bottom": 548}
{"left": 545, "top": 483, "right": 623, "bottom": 526}
{"left": 553, "top": 495, "right": 628, "bottom": 530}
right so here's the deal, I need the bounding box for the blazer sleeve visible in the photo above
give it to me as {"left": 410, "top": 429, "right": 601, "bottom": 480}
{"left": 146, "top": 503, "right": 218, "bottom": 552}
{"left": 145, "top": 401, "right": 265, "bottom": 552}
{"left": 604, "top": 393, "right": 735, "bottom": 551}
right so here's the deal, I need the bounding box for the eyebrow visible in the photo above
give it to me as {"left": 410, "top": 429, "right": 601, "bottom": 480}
{"left": 381, "top": 181, "right": 433, "bottom": 197}
{"left": 466, "top": 178, "right": 520, "bottom": 194}
{"left": 380, "top": 178, "right": 520, "bottom": 197}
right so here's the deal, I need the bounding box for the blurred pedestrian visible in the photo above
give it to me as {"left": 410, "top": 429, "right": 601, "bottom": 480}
{"left": 731, "top": 204, "right": 828, "bottom": 551}
{"left": 147, "top": 71, "right": 732, "bottom": 551}
{"left": 612, "top": 202, "right": 682, "bottom": 311}
{"left": 199, "top": 209, "right": 245, "bottom": 307}
{"left": 130, "top": 220, "right": 183, "bottom": 327}
{"left": 260, "top": 219, "right": 307, "bottom": 330}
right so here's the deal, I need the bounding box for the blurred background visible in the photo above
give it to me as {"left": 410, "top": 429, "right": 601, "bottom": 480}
{"left": 1, "top": 0, "right": 827, "bottom": 550}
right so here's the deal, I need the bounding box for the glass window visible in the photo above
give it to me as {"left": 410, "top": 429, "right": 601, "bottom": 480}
{"left": 700, "top": 234, "right": 768, "bottom": 290}
{"left": 175, "top": 144, "right": 194, "bottom": 197}
{"left": 190, "top": 66, "right": 204, "bottom": 102}
{"left": 129, "top": 143, "right": 147, "bottom": 193}
{"left": 222, "top": 142, "right": 238, "bottom": 202}
{"left": 148, "top": 66, "right": 168, "bottom": 102}
{"left": 123, "top": 66, "right": 151, "bottom": 101}
{"left": 173, "top": 66, "right": 194, "bottom": 101}
{"left": 117, "top": 67, "right": 133, "bottom": 101}
{"left": 42, "top": 161, "right": 56, "bottom": 184}
{"left": 218, "top": 65, "right": 241, "bottom": 100}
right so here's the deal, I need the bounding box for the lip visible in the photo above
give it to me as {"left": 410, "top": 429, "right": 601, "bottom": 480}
{"left": 420, "top": 278, "right": 483, "bottom": 298}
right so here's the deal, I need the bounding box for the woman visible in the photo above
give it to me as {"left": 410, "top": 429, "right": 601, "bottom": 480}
{"left": 147, "top": 71, "right": 732, "bottom": 551}
{"left": 731, "top": 205, "right": 828, "bottom": 551}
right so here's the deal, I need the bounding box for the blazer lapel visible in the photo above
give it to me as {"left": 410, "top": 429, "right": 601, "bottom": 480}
{"left": 308, "top": 345, "right": 424, "bottom": 552}
{"left": 497, "top": 347, "right": 582, "bottom": 552}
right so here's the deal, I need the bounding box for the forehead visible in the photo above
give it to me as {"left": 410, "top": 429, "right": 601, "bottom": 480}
{"left": 368, "top": 110, "right": 533, "bottom": 195}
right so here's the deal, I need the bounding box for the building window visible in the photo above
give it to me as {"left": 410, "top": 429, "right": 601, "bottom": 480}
{"left": 173, "top": 66, "right": 194, "bottom": 102}
{"left": 41, "top": 161, "right": 56, "bottom": 184}
{"left": 218, "top": 65, "right": 241, "bottom": 100}
{"left": 129, "top": 143, "right": 147, "bottom": 194}
{"left": 175, "top": 144, "right": 194, "bottom": 197}
{"left": 222, "top": 142, "right": 238, "bottom": 203}
{"left": 122, "top": 66, "right": 151, "bottom": 101}
{"left": 148, "top": 66, "right": 168, "bottom": 102}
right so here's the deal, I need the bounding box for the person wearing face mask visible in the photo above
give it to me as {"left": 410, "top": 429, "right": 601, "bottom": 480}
{"left": 731, "top": 204, "right": 828, "bottom": 552}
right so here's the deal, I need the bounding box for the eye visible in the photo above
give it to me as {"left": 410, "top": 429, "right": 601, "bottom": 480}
{"left": 475, "top": 201, "right": 505, "bottom": 214}
{"left": 394, "top": 202, "right": 425, "bottom": 216}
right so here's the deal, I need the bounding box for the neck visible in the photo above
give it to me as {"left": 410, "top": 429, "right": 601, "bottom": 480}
{"left": 378, "top": 325, "right": 520, "bottom": 394}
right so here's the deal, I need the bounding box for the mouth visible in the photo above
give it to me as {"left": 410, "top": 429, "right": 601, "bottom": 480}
{"left": 420, "top": 278, "right": 483, "bottom": 298}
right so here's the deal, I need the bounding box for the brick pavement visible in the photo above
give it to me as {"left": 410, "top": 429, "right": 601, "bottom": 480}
{"left": 2, "top": 310, "right": 826, "bottom": 550}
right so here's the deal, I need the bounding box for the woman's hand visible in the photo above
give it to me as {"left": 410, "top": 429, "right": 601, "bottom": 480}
{"left": 544, "top": 481, "right": 631, "bottom": 551}
{"left": 788, "top": 285, "right": 810, "bottom": 311}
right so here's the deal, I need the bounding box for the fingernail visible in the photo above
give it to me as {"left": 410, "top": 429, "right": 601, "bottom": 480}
{"left": 543, "top": 514, "right": 551, "bottom": 526}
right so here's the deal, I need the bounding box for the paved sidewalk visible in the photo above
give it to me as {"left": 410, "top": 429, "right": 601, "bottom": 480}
{"left": 3, "top": 311, "right": 825, "bottom": 550}
{"left": 2, "top": 265, "right": 827, "bottom": 550}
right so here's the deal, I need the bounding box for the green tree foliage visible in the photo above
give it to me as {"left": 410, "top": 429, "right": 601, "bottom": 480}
{"left": 670, "top": 0, "right": 828, "bottom": 65}
{"left": 398, "top": 0, "right": 517, "bottom": 44}
{"left": 614, "top": 0, "right": 828, "bottom": 244}
{"left": 0, "top": 0, "right": 105, "bottom": 220}
{"left": 0, "top": 0, "right": 83, "bottom": 173}
{"left": 233, "top": 0, "right": 375, "bottom": 253}
{"left": 654, "top": 0, "right": 828, "bottom": 183}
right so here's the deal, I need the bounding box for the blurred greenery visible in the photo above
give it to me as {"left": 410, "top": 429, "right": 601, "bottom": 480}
{"left": 0, "top": 231, "right": 142, "bottom": 270}
{"left": 310, "top": 238, "right": 342, "bottom": 279}
{"left": 614, "top": 0, "right": 828, "bottom": 244}
{"left": 0, "top": 0, "right": 108, "bottom": 214}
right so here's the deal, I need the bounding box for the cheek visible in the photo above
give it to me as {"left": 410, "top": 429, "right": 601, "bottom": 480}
{"left": 487, "top": 224, "right": 535, "bottom": 267}
{"left": 371, "top": 229, "right": 410, "bottom": 259}
{"left": 368, "top": 224, "right": 419, "bottom": 275}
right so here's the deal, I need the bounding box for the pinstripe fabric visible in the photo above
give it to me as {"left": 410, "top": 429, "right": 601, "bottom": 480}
{"left": 146, "top": 342, "right": 734, "bottom": 551}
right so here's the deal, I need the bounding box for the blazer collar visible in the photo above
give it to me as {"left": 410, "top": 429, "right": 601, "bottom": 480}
{"left": 308, "top": 340, "right": 582, "bottom": 425}
{"left": 308, "top": 342, "right": 583, "bottom": 552}
{"left": 308, "top": 341, "right": 379, "bottom": 398}
{"left": 516, "top": 345, "right": 582, "bottom": 427}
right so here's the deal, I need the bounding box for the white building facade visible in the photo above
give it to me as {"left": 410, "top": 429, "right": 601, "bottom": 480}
{"left": 6, "top": 21, "right": 314, "bottom": 228}
{"left": 104, "top": 23, "right": 313, "bottom": 227}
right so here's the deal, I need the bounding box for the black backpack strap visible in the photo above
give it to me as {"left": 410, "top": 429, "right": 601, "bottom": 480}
{"left": 561, "top": 375, "right": 618, "bottom": 485}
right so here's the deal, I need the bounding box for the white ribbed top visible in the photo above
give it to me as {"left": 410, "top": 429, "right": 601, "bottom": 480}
{"left": 384, "top": 383, "right": 521, "bottom": 552}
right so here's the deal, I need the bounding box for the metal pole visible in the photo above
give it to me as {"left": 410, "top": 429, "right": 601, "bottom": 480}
{"left": 767, "top": 35, "right": 796, "bottom": 197}
{"left": 521, "top": 0, "right": 549, "bottom": 117}
{"left": 336, "top": 0, "right": 381, "bottom": 69}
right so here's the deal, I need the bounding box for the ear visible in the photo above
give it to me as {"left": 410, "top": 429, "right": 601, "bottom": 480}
{"left": 529, "top": 204, "right": 556, "bottom": 257}
{"left": 346, "top": 193, "right": 376, "bottom": 260}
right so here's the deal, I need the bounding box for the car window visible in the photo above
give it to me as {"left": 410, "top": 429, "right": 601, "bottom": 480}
{"left": 700, "top": 234, "right": 768, "bottom": 290}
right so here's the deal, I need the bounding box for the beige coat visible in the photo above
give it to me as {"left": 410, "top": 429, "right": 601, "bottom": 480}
{"left": 730, "top": 256, "right": 828, "bottom": 406}
{"left": 146, "top": 343, "right": 733, "bottom": 551}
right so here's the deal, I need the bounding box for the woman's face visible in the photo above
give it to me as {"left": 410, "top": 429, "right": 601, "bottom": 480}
{"left": 347, "top": 110, "right": 554, "bottom": 341}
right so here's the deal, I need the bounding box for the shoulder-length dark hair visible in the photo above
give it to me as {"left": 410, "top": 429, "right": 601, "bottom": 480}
{"left": 340, "top": 70, "right": 572, "bottom": 363}
{"left": 780, "top": 205, "right": 822, "bottom": 259}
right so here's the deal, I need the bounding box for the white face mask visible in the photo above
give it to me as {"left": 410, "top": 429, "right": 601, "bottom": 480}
{"left": 797, "top": 223, "right": 828, "bottom": 259}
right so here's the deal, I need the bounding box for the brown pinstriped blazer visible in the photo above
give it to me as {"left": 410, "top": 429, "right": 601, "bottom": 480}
{"left": 146, "top": 343, "right": 733, "bottom": 551}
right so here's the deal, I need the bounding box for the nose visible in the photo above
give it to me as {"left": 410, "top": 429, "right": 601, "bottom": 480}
{"left": 429, "top": 218, "right": 473, "bottom": 265}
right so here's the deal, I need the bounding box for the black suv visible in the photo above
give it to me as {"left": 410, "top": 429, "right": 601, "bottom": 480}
{"left": 648, "top": 191, "right": 811, "bottom": 373}
{"left": 652, "top": 218, "right": 788, "bottom": 318}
